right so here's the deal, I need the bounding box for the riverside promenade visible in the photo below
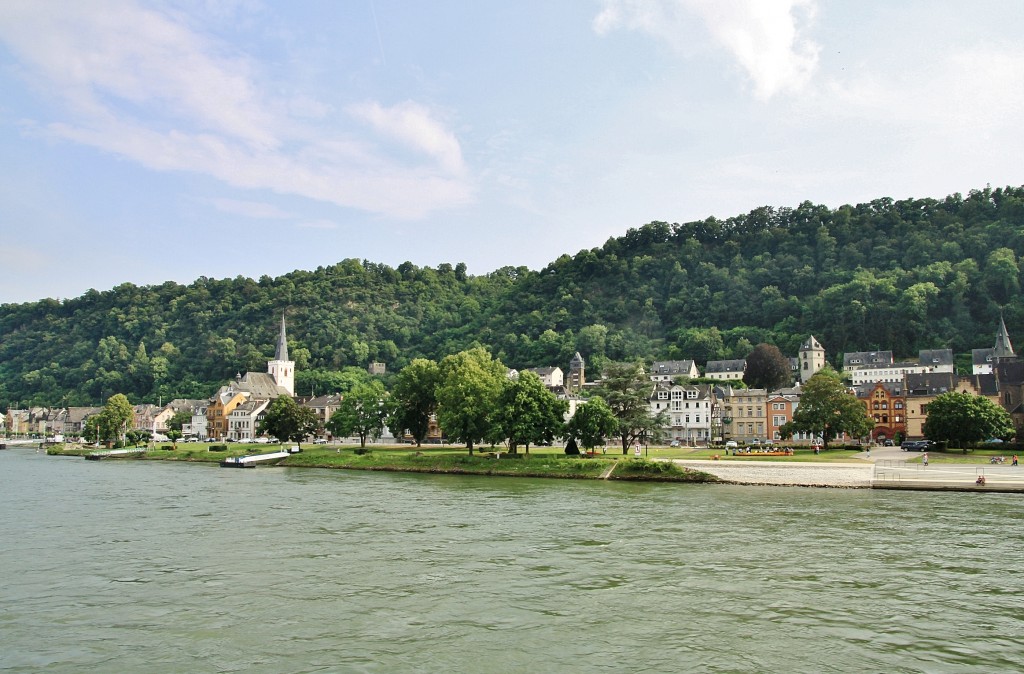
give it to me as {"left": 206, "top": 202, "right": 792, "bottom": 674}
{"left": 673, "top": 446, "right": 1024, "bottom": 492}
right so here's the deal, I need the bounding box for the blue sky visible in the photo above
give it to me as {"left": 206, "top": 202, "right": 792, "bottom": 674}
{"left": 2, "top": 1, "right": 1023, "bottom": 304}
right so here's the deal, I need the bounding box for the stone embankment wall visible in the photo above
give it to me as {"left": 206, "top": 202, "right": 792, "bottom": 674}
{"left": 674, "top": 459, "right": 874, "bottom": 488}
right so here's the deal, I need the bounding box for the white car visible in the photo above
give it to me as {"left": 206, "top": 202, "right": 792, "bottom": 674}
{"left": 725, "top": 440, "right": 738, "bottom": 448}
{"left": 313, "top": 438, "right": 328, "bottom": 445}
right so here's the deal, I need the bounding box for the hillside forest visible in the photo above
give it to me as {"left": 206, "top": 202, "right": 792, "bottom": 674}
{"left": 2, "top": 185, "right": 1023, "bottom": 409}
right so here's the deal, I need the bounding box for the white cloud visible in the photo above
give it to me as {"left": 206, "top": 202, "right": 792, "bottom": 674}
{"left": 0, "top": 0, "right": 473, "bottom": 219}
{"left": 594, "top": 0, "right": 820, "bottom": 99}
{"left": 348, "top": 100, "right": 466, "bottom": 175}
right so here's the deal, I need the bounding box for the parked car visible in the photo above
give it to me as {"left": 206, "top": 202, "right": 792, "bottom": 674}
{"left": 313, "top": 438, "right": 328, "bottom": 445}
{"left": 725, "top": 440, "right": 738, "bottom": 449}
{"left": 902, "top": 440, "right": 931, "bottom": 451}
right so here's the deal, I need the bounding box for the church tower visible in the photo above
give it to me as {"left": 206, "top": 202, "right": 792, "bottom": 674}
{"left": 798, "top": 335, "right": 825, "bottom": 383}
{"left": 994, "top": 315, "right": 1015, "bottom": 361}
{"left": 267, "top": 314, "right": 295, "bottom": 396}
{"left": 568, "top": 352, "right": 586, "bottom": 393}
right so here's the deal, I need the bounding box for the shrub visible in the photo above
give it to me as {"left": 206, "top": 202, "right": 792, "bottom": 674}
{"left": 353, "top": 446, "right": 372, "bottom": 455}
{"left": 209, "top": 444, "right": 228, "bottom": 452}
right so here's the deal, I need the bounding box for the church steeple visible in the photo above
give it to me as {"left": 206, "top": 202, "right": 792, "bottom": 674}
{"left": 268, "top": 314, "right": 294, "bottom": 396}
{"left": 994, "top": 315, "right": 1015, "bottom": 360}
{"left": 275, "top": 314, "right": 289, "bottom": 362}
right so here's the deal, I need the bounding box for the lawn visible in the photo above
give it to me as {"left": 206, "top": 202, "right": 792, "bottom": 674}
{"left": 48, "top": 442, "right": 721, "bottom": 482}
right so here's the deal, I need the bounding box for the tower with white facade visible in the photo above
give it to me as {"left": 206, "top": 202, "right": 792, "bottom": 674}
{"left": 267, "top": 314, "right": 295, "bottom": 396}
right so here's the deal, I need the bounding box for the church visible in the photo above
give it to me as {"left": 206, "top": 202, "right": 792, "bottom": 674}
{"left": 205, "top": 315, "right": 295, "bottom": 441}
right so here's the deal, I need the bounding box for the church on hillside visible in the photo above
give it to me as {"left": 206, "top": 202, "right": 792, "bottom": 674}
{"left": 206, "top": 315, "right": 295, "bottom": 441}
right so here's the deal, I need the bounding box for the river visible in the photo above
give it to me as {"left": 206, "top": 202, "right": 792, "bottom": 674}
{"left": 1, "top": 449, "right": 1022, "bottom": 673}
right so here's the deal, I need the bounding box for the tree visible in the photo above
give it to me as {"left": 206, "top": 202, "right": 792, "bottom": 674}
{"left": 327, "top": 381, "right": 389, "bottom": 448}
{"left": 104, "top": 393, "right": 134, "bottom": 446}
{"left": 166, "top": 409, "right": 191, "bottom": 447}
{"left": 923, "top": 391, "right": 1015, "bottom": 448}
{"left": 258, "top": 396, "right": 320, "bottom": 447}
{"left": 494, "top": 371, "right": 568, "bottom": 453}
{"left": 166, "top": 409, "right": 192, "bottom": 434}
{"left": 596, "top": 361, "right": 665, "bottom": 454}
{"left": 435, "top": 347, "right": 507, "bottom": 454}
{"left": 743, "top": 343, "right": 791, "bottom": 391}
{"left": 565, "top": 396, "right": 618, "bottom": 451}
{"left": 780, "top": 368, "right": 872, "bottom": 449}
{"left": 389, "top": 358, "right": 440, "bottom": 446}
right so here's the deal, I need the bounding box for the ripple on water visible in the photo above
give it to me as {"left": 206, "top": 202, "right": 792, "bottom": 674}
{"left": 2, "top": 456, "right": 1024, "bottom": 672}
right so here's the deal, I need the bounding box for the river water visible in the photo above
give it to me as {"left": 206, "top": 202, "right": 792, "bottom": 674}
{"left": 1, "top": 449, "right": 1022, "bottom": 673}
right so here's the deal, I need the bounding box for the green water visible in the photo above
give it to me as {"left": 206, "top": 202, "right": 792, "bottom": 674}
{"left": 2, "top": 450, "right": 1022, "bottom": 673}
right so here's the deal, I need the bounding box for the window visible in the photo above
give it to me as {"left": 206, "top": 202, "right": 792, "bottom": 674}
{"left": 687, "top": 390, "right": 698, "bottom": 399}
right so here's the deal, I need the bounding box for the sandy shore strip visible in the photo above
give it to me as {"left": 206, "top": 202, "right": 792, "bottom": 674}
{"left": 672, "top": 459, "right": 874, "bottom": 488}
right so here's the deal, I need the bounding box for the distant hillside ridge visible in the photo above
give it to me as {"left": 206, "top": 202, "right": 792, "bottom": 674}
{"left": 2, "top": 185, "right": 1022, "bottom": 408}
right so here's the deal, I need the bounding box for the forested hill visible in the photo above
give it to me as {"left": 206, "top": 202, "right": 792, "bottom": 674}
{"left": 2, "top": 185, "right": 1023, "bottom": 409}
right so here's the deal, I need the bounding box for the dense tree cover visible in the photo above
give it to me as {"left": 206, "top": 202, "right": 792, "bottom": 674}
{"left": 81, "top": 394, "right": 134, "bottom": 446}
{"left": 387, "top": 359, "right": 440, "bottom": 447}
{"left": 435, "top": 347, "right": 507, "bottom": 453}
{"left": 3, "top": 186, "right": 1024, "bottom": 409}
{"left": 327, "top": 381, "right": 389, "bottom": 448}
{"left": 258, "top": 396, "right": 320, "bottom": 447}
{"left": 923, "top": 392, "right": 1015, "bottom": 447}
{"left": 781, "top": 369, "right": 874, "bottom": 448}
{"left": 597, "top": 361, "right": 666, "bottom": 454}
{"left": 564, "top": 396, "right": 619, "bottom": 451}
{"left": 493, "top": 371, "right": 569, "bottom": 454}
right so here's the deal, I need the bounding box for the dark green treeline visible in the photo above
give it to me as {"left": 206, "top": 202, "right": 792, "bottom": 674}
{"left": 2, "top": 186, "right": 1022, "bottom": 408}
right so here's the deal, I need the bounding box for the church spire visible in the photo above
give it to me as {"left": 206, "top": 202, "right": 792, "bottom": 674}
{"left": 275, "top": 314, "right": 289, "bottom": 362}
{"left": 994, "top": 315, "right": 1015, "bottom": 359}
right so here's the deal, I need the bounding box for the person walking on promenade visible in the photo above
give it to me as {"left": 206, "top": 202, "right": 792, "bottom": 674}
{"left": 1013, "top": 454, "right": 1019, "bottom": 466}
{"left": 923, "top": 452, "right": 929, "bottom": 467}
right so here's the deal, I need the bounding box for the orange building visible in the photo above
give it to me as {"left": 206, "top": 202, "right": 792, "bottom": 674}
{"left": 856, "top": 381, "right": 906, "bottom": 443}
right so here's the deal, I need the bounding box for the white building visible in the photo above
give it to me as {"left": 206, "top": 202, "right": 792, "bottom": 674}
{"left": 650, "top": 383, "right": 714, "bottom": 445}
{"left": 649, "top": 360, "right": 699, "bottom": 382}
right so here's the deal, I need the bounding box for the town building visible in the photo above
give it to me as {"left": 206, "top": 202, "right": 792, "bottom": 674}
{"left": 650, "top": 382, "right": 714, "bottom": 445}
{"left": 855, "top": 381, "right": 906, "bottom": 443}
{"left": 704, "top": 359, "right": 745, "bottom": 381}
{"left": 718, "top": 386, "right": 768, "bottom": 444}
{"left": 904, "top": 373, "right": 1000, "bottom": 439}
{"left": 798, "top": 335, "right": 826, "bottom": 383}
{"left": 649, "top": 360, "right": 699, "bottom": 382}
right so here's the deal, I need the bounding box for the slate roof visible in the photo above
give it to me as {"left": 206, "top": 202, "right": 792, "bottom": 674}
{"left": 917, "top": 349, "right": 954, "bottom": 366}
{"left": 705, "top": 359, "right": 745, "bottom": 374}
{"left": 650, "top": 360, "right": 697, "bottom": 376}
{"left": 843, "top": 351, "right": 893, "bottom": 368}
{"left": 904, "top": 373, "right": 956, "bottom": 396}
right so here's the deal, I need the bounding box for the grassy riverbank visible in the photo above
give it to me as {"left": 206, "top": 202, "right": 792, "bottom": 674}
{"left": 48, "top": 443, "right": 720, "bottom": 482}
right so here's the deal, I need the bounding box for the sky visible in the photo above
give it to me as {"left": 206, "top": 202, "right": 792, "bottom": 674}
{"left": 1, "top": 1, "right": 1023, "bottom": 304}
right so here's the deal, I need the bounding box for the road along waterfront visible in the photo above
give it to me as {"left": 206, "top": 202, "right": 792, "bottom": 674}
{"left": 3, "top": 448, "right": 1024, "bottom": 673}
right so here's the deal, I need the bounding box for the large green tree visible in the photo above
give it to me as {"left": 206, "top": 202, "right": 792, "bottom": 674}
{"left": 327, "top": 381, "right": 389, "bottom": 448}
{"left": 742, "top": 343, "right": 791, "bottom": 391}
{"left": 923, "top": 391, "right": 1015, "bottom": 448}
{"left": 565, "top": 396, "right": 619, "bottom": 451}
{"left": 388, "top": 358, "right": 440, "bottom": 446}
{"left": 435, "top": 347, "right": 507, "bottom": 454}
{"left": 596, "top": 361, "right": 665, "bottom": 454}
{"left": 493, "top": 371, "right": 568, "bottom": 454}
{"left": 104, "top": 393, "right": 134, "bottom": 446}
{"left": 258, "top": 396, "right": 320, "bottom": 447}
{"left": 780, "top": 368, "right": 872, "bottom": 449}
